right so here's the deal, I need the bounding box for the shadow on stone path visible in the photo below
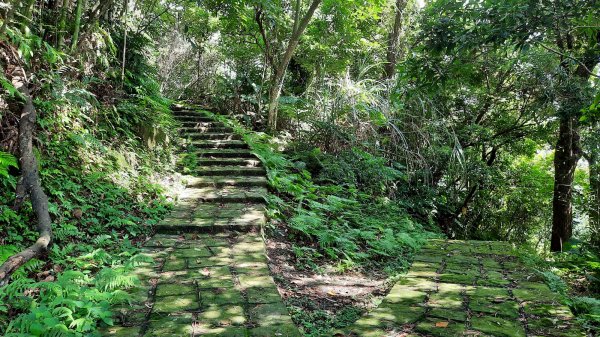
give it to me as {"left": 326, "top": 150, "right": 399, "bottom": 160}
{"left": 343, "top": 240, "right": 584, "bottom": 337}
{"left": 102, "top": 107, "right": 301, "bottom": 337}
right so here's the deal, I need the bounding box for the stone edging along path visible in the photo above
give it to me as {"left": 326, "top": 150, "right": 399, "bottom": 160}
{"left": 103, "top": 107, "right": 582, "bottom": 337}
{"left": 102, "top": 107, "right": 302, "bottom": 336}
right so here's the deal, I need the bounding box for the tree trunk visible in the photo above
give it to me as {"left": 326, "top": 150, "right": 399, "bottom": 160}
{"left": 550, "top": 116, "right": 581, "bottom": 251}
{"left": 56, "top": 0, "right": 69, "bottom": 48}
{"left": 589, "top": 154, "right": 599, "bottom": 249}
{"left": 266, "top": 0, "right": 322, "bottom": 133}
{"left": 70, "top": 0, "right": 84, "bottom": 51}
{"left": 383, "top": 0, "right": 406, "bottom": 79}
{"left": 0, "top": 68, "right": 53, "bottom": 285}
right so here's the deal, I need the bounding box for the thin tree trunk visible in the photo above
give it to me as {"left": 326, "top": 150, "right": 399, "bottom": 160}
{"left": 267, "top": 0, "right": 322, "bottom": 132}
{"left": 0, "top": 68, "right": 53, "bottom": 285}
{"left": 120, "top": 0, "right": 129, "bottom": 86}
{"left": 589, "top": 154, "right": 600, "bottom": 249}
{"left": 383, "top": 0, "right": 406, "bottom": 79}
{"left": 56, "top": 0, "right": 69, "bottom": 48}
{"left": 550, "top": 116, "right": 581, "bottom": 251}
{"left": 70, "top": 0, "right": 84, "bottom": 51}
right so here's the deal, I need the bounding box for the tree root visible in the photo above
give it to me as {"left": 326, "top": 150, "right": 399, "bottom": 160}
{"left": 0, "top": 66, "right": 53, "bottom": 285}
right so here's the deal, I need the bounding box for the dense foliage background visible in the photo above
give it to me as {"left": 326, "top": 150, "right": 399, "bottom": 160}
{"left": 0, "top": 0, "right": 599, "bottom": 335}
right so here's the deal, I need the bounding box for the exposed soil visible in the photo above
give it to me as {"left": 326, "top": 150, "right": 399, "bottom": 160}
{"left": 265, "top": 225, "right": 392, "bottom": 314}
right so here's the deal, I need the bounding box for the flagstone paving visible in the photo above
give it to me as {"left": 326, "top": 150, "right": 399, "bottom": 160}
{"left": 343, "top": 240, "right": 584, "bottom": 337}
{"left": 102, "top": 107, "right": 301, "bottom": 337}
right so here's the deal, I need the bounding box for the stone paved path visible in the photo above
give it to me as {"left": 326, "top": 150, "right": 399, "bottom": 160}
{"left": 344, "top": 240, "right": 584, "bottom": 337}
{"left": 103, "top": 107, "right": 301, "bottom": 337}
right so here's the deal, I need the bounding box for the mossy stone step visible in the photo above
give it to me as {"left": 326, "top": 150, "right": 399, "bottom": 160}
{"left": 196, "top": 166, "right": 265, "bottom": 177}
{"left": 172, "top": 110, "right": 210, "bottom": 116}
{"left": 192, "top": 140, "right": 248, "bottom": 149}
{"left": 179, "top": 121, "right": 226, "bottom": 128}
{"left": 186, "top": 176, "right": 268, "bottom": 188}
{"left": 182, "top": 132, "right": 241, "bottom": 141}
{"left": 197, "top": 158, "right": 261, "bottom": 167}
{"left": 196, "top": 149, "right": 255, "bottom": 158}
{"left": 174, "top": 115, "right": 214, "bottom": 122}
{"left": 180, "top": 126, "right": 234, "bottom": 133}
{"left": 178, "top": 186, "right": 266, "bottom": 204}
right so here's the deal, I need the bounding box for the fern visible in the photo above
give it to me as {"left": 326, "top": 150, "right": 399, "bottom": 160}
{"left": 0, "top": 151, "right": 18, "bottom": 178}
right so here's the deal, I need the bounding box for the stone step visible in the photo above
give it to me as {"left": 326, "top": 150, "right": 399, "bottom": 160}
{"left": 192, "top": 140, "right": 248, "bottom": 149}
{"left": 197, "top": 158, "right": 261, "bottom": 167}
{"left": 186, "top": 176, "right": 268, "bottom": 188}
{"left": 156, "top": 203, "right": 266, "bottom": 233}
{"left": 175, "top": 115, "right": 214, "bottom": 122}
{"left": 173, "top": 110, "right": 210, "bottom": 116}
{"left": 183, "top": 133, "right": 241, "bottom": 141}
{"left": 180, "top": 121, "right": 225, "bottom": 128}
{"left": 178, "top": 186, "right": 267, "bottom": 204}
{"left": 196, "top": 166, "right": 265, "bottom": 176}
{"left": 196, "top": 149, "right": 255, "bottom": 158}
{"left": 181, "top": 126, "right": 234, "bottom": 133}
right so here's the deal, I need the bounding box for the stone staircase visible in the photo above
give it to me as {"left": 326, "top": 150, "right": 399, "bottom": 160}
{"left": 102, "top": 107, "right": 301, "bottom": 337}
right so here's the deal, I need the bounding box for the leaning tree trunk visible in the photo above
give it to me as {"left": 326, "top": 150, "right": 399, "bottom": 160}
{"left": 550, "top": 116, "right": 581, "bottom": 252}
{"left": 0, "top": 69, "right": 53, "bottom": 285}
{"left": 266, "top": 0, "right": 322, "bottom": 133}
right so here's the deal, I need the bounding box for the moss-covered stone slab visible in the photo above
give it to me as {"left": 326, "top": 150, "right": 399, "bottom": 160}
{"left": 237, "top": 274, "right": 276, "bottom": 289}
{"left": 246, "top": 286, "right": 283, "bottom": 304}
{"left": 188, "top": 255, "right": 232, "bottom": 268}
{"left": 398, "top": 276, "right": 437, "bottom": 291}
{"left": 469, "top": 316, "right": 525, "bottom": 337}
{"left": 414, "top": 318, "right": 466, "bottom": 337}
{"left": 427, "top": 291, "right": 463, "bottom": 309}
{"left": 385, "top": 287, "right": 427, "bottom": 306}
{"left": 249, "top": 324, "right": 302, "bottom": 337}
{"left": 413, "top": 254, "right": 445, "bottom": 264}
{"left": 428, "top": 307, "right": 467, "bottom": 322}
{"left": 366, "top": 304, "right": 425, "bottom": 325}
{"left": 155, "top": 283, "right": 196, "bottom": 297}
{"left": 198, "top": 305, "right": 246, "bottom": 326}
{"left": 162, "top": 256, "right": 187, "bottom": 271}
{"left": 172, "top": 247, "right": 212, "bottom": 258}
{"left": 152, "top": 294, "right": 199, "bottom": 313}
{"left": 145, "top": 315, "right": 193, "bottom": 337}
{"left": 248, "top": 303, "right": 295, "bottom": 326}
{"left": 469, "top": 298, "right": 520, "bottom": 318}
{"left": 200, "top": 287, "right": 245, "bottom": 305}
{"left": 193, "top": 325, "right": 248, "bottom": 337}
{"left": 437, "top": 273, "right": 476, "bottom": 285}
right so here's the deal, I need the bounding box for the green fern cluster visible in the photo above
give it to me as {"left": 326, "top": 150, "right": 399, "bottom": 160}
{"left": 0, "top": 251, "right": 148, "bottom": 336}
